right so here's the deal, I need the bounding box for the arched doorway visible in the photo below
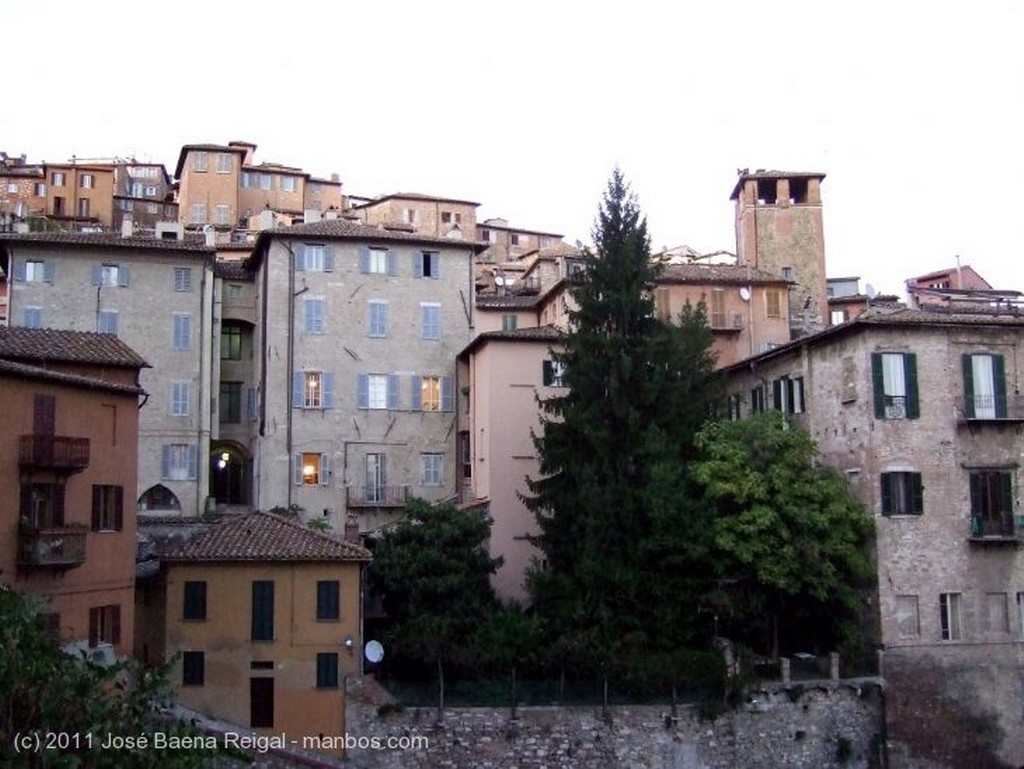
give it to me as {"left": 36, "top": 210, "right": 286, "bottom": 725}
{"left": 210, "top": 442, "right": 250, "bottom": 506}
{"left": 138, "top": 484, "right": 181, "bottom": 513}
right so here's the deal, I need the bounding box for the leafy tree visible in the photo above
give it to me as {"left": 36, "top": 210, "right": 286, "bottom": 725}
{"left": 368, "top": 498, "right": 501, "bottom": 718}
{"left": 691, "top": 411, "right": 876, "bottom": 658}
{"left": 0, "top": 586, "right": 218, "bottom": 768}
{"left": 471, "top": 602, "right": 544, "bottom": 718}
{"left": 524, "top": 170, "right": 721, "bottom": 670}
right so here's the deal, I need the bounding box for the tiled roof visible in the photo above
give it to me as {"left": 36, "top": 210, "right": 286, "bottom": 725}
{"left": 351, "top": 192, "right": 482, "bottom": 208}
{"left": 163, "top": 511, "right": 371, "bottom": 562}
{"left": 174, "top": 143, "right": 248, "bottom": 178}
{"left": 476, "top": 294, "right": 543, "bottom": 309}
{"left": 0, "top": 231, "right": 214, "bottom": 254}
{"left": 214, "top": 260, "right": 253, "bottom": 281}
{"left": 657, "top": 264, "right": 788, "bottom": 285}
{"left": 459, "top": 324, "right": 563, "bottom": 358}
{"left": 538, "top": 243, "right": 580, "bottom": 258}
{"left": 477, "top": 221, "right": 564, "bottom": 238}
{"left": 0, "top": 327, "right": 149, "bottom": 368}
{"left": 730, "top": 170, "right": 826, "bottom": 200}
{"left": 0, "top": 358, "right": 145, "bottom": 395}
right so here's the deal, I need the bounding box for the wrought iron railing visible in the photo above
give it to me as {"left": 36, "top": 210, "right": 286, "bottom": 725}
{"left": 18, "top": 526, "right": 88, "bottom": 568}
{"left": 19, "top": 435, "right": 90, "bottom": 470}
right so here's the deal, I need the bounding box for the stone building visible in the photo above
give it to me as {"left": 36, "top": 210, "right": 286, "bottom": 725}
{"left": 720, "top": 305, "right": 1024, "bottom": 767}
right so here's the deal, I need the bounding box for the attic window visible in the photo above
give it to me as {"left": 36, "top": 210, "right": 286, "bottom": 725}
{"left": 756, "top": 178, "right": 777, "bottom": 205}
{"left": 790, "top": 177, "right": 808, "bottom": 204}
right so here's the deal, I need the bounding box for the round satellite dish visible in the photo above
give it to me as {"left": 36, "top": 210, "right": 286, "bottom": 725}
{"left": 494, "top": 275, "right": 505, "bottom": 286}
{"left": 739, "top": 287, "right": 752, "bottom": 302}
{"left": 364, "top": 640, "right": 384, "bottom": 664}
{"left": 865, "top": 283, "right": 878, "bottom": 299}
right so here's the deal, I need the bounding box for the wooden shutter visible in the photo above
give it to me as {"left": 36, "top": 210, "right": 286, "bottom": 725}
{"left": 412, "top": 252, "right": 423, "bottom": 279}
{"left": 118, "top": 266, "right": 130, "bottom": 286}
{"left": 323, "top": 247, "right": 335, "bottom": 272}
{"left": 772, "top": 379, "right": 783, "bottom": 411}
{"left": 14, "top": 260, "right": 26, "bottom": 281}
{"left": 161, "top": 445, "right": 171, "bottom": 479}
{"left": 962, "top": 354, "right": 975, "bottom": 418}
{"left": 359, "top": 247, "right": 370, "bottom": 274}
{"left": 441, "top": 376, "right": 454, "bottom": 412}
{"left": 543, "top": 360, "right": 554, "bottom": 387}
{"left": 871, "top": 353, "right": 885, "bottom": 419}
{"left": 880, "top": 473, "right": 892, "bottom": 515}
{"left": 251, "top": 581, "right": 274, "bottom": 641}
{"left": 387, "top": 375, "right": 399, "bottom": 409}
{"left": 88, "top": 607, "right": 99, "bottom": 648}
{"left": 91, "top": 265, "right": 103, "bottom": 285}
{"left": 993, "top": 354, "right": 1008, "bottom": 418}
{"left": 111, "top": 605, "right": 121, "bottom": 646}
{"left": 92, "top": 485, "right": 102, "bottom": 531}
{"left": 386, "top": 250, "right": 397, "bottom": 276}
{"left": 912, "top": 473, "right": 924, "bottom": 515}
{"left": 904, "top": 353, "right": 919, "bottom": 419}
{"left": 1000, "top": 472, "right": 1013, "bottom": 515}
{"left": 52, "top": 484, "right": 65, "bottom": 527}
{"left": 114, "top": 486, "right": 123, "bottom": 531}
{"left": 293, "top": 372, "right": 304, "bottom": 408}
{"left": 357, "top": 374, "right": 369, "bottom": 409}
{"left": 34, "top": 394, "right": 55, "bottom": 435}
{"left": 320, "top": 453, "right": 332, "bottom": 486}
{"left": 322, "top": 372, "right": 334, "bottom": 409}
{"left": 293, "top": 453, "right": 303, "bottom": 486}
{"left": 411, "top": 376, "right": 422, "bottom": 411}
{"left": 294, "top": 244, "right": 306, "bottom": 272}
{"left": 969, "top": 473, "right": 982, "bottom": 519}
{"left": 42, "top": 262, "right": 54, "bottom": 283}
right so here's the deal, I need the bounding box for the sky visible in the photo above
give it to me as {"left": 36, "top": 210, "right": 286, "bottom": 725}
{"left": 6, "top": 1, "right": 1024, "bottom": 298}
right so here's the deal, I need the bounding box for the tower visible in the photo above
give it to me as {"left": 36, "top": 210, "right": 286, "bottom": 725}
{"left": 731, "top": 170, "right": 827, "bottom": 339}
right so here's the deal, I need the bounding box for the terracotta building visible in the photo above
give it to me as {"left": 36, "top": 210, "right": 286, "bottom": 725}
{"left": 720, "top": 305, "right": 1024, "bottom": 766}
{"left": 0, "top": 326, "right": 147, "bottom": 658}
{"left": 150, "top": 511, "right": 370, "bottom": 752}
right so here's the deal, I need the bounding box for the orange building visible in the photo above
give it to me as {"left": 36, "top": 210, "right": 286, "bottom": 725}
{"left": 0, "top": 327, "right": 148, "bottom": 658}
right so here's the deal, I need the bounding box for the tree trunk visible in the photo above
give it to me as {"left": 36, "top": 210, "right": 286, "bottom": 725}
{"left": 437, "top": 657, "right": 445, "bottom": 722}
{"left": 671, "top": 684, "right": 678, "bottom": 719}
{"left": 510, "top": 665, "right": 518, "bottom": 720}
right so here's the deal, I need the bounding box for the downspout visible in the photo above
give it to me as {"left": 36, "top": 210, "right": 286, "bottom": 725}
{"left": 283, "top": 241, "right": 298, "bottom": 511}
{"left": 197, "top": 253, "right": 214, "bottom": 517}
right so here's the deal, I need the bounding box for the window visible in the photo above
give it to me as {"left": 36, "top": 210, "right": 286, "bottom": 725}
{"left": 304, "top": 297, "right": 326, "bottom": 334}
{"left": 963, "top": 353, "right": 1008, "bottom": 419}
{"left": 251, "top": 581, "right": 274, "bottom": 642}
{"left": 183, "top": 581, "right": 207, "bottom": 621}
{"left": 414, "top": 251, "right": 440, "bottom": 279}
{"left": 147, "top": 203, "right": 158, "bottom": 214}
{"left": 19, "top": 259, "right": 52, "bottom": 283}
{"left": 76, "top": 198, "right": 90, "bottom": 217}
{"left": 502, "top": 314, "right": 518, "bottom": 331}
{"left": 895, "top": 595, "right": 920, "bottom": 638}
{"left": 421, "top": 303, "right": 441, "bottom": 340}
{"left": 227, "top": 283, "right": 242, "bottom": 300}
{"left": 219, "top": 381, "right": 242, "bottom": 424}
{"left": 543, "top": 360, "right": 567, "bottom": 387}
{"left": 182, "top": 651, "right": 205, "bottom": 686}
{"left": 710, "top": 289, "right": 727, "bottom": 328}
{"left": 880, "top": 472, "right": 923, "bottom": 515}
{"left": 193, "top": 152, "right": 208, "bottom": 172}
{"left": 969, "top": 470, "right": 1015, "bottom": 537}
{"left": 441, "top": 211, "right": 461, "bottom": 225}
{"left": 362, "top": 247, "right": 393, "bottom": 275}
{"left": 293, "top": 370, "right": 335, "bottom": 409}
{"left": 5, "top": 181, "right": 16, "bottom": 193}
{"left": 281, "top": 176, "right": 296, "bottom": 192}
{"left": 750, "top": 385, "right": 766, "bottom": 413}
{"left": 215, "top": 204, "right": 232, "bottom": 225}
{"left": 654, "top": 287, "right": 671, "bottom": 321}
{"left": 772, "top": 376, "right": 805, "bottom": 414}
{"left": 727, "top": 393, "right": 742, "bottom": 421}
{"left": 367, "top": 300, "right": 389, "bottom": 337}
{"left": 161, "top": 443, "right": 198, "bottom": 481}
{"left": 414, "top": 375, "right": 453, "bottom": 412}
{"left": 510, "top": 233, "right": 520, "bottom": 246}
{"left": 259, "top": 174, "right": 272, "bottom": 190}
{"left": 358, "top": 373, "right": 397, "bottom": 410}
{"left": 480, "top": 228, "right": 492, "bottom": 242}
{"left": 831, "top": 309, "right": 848, "bottom": 325}
{"left": 20, "top": 482, "right": 64, "bottom": 528}
{"left": 189, "top": 203, "right": 206, "bottom": 224}
{"left": 422, "top": 453, "right": 443, "bottom": 486}
{"left": 871, "top": 352, "right": 919, "bottom": 420}
{"left": 221, "top": 322, "right": 242, "bottom": 360}
{"left": 51, "top": 171, "right": 65, "bottom": 186}
{"left": 365, "top": 453, "right": 387, "bottom": 501}
{"left": 97, "top": 310, "right": 119, "bottom": 335}
{"left": 91, "top": 485, "right": 123, "bottom": 531}
{"left": 216, "top": 153, "right": 232, "bottom": 173}
{"left": 89, "top": 604, "right": 121, "bottom": 647}
{"left": 172, "top": 313, "right": 192, "bottom": 350}
{"left": 52, "top": 196, "right": 65, "bottom": 215}
{"left": 92, "top": 263, "right": 128, "bottom": 287}
{"left": 23, "top": 306, "right": 42, "bottom": 328}
{"left": 940, "top": 592, "right": 962, "bottom": 641}
{"left": 765, "top": 289, "right": 782, "bottom": 318}
{"left": 316, "top": 581, "right": 340, "bottom": 621}
{"left": 781, "top": 266, "right": 794, "bottom": 280}
{"left": 295, "top": 452, "right": 331, "bottom": 486}
{"left": 145, "top": 186, "right": 157, "bottom": 197}
{"left": 174, "top": 267, "right": 192, "bottom": 292}
{"left": 984, "top": 592, "right": 1009, "bottom": 633}
{"left": 404, "top": 208, "right": 416, "bottom": 224}
{"left": 316, "top": 653, "right": 339, "bottom": 688}
{"left": 34, "top": 182, "right": 46, "bottom": 196}
{"left": 79, "top": 173, "right": 94, "bottom": 189}
{"left": 296, "top": 244, "right": 333, "bottom": 272}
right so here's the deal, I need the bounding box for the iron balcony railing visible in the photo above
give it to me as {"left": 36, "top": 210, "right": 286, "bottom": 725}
{"left": 19, "top": 435, "right": 90, "bottom": 471}
{"left": 18, "top": 526, "right": 88, "bottom": 568}
{"left": 346, "top": 485, "right": 409, "bottom": 508}
{"left": 961, "top": 394, "right": 1024, "bottom": 421}
{"left": 969, "top": 513, "right": 1023, "bottom": 542}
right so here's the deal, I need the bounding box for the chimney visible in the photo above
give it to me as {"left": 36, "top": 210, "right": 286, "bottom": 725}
{"left": 304, "top": 208, "right": 322, "bottom": 224}
{"left": 344, "top": 515, "right": 361, "bottom": 544}
{"left": 330, "top": 173, "right": 340, "bottom": 183}
{"left": 121, "top": 218, "right": 134, "bottom": 238}
{"left": 204, "top": 226, "right": 216, "bottom": 247}
{"left": 324, "top": 208, "right": 339, "bottom": 220}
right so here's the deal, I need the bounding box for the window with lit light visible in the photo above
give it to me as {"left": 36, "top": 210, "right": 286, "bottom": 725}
{"left": 304, "top": 372, "right": 323, "bottom": 409}
{"left": 302, "top": 453, "right": 321, "bottom": 485}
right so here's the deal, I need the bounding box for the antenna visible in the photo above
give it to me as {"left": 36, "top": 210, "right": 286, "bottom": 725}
{"left": 865, "top": 283, "right": 878, "bottom": 300}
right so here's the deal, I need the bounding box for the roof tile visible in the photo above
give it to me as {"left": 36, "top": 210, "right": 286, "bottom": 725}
{"left": 0, "top": 327, "right": 149, "bottom": 368}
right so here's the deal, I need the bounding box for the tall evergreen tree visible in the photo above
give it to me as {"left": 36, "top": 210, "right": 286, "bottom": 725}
{"left": 524, "top": 170, "right": 720, "bottom": 664}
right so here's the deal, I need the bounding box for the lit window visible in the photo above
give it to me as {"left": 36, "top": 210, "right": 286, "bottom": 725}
{"left": 304, "top": 372, "right": 323, "bottom": 409}
{"left": 421, "top": 376, "right": 441, "bottom": 411}
{"left": 302, "top": 452, "right": 322, "bottom": 485}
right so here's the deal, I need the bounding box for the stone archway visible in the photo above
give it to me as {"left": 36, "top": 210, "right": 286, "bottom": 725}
{"left": 210, "top": 441, "right": 250, "bottom": 506}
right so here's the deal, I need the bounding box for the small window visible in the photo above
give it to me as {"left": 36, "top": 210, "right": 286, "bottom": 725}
{"left": 183, "top": 581, "right": 207, "bottom": 621}
{"left": 765, "top": 289, "right": 782, "bottom": 318}
{"left": 420, "top": 376, "right": 442, "bottom": 411}
{"left": 189, "top": 203, "right": 206, "bottom": 224}
{"left": 304, "top": 297, "right": 326, "bottom": 334}
{"left": 23, "top": 306, "right": 43, "bottom": 328}
{"left": 316, "top": 581, "right": 340, "bottom": 621}
{"left": 895, "top": 594, "right": 920, "bottom": 638}
{"left": 171, "top": 381, "right": 190, "bottom": 416}
{"left": 880, "top": 472, "right": 923, "bottom": 516}
{"left": 76, "top": 198, "right": 91, "bottom": 217}
{"left": 940, "top": 592, "right": 962, "bottom": 641}
{"left": 543, "top": 360, "right": 567, "bottom": 387}
{"left": 193, "top": 152, "right": 208, "bottom": 172}
{"left": 510, "top": 233, "right": 520, "bottom": 246}
{"left": 215, "top": 204, "right": 232, "bottom": 225}
{"left": 361, "top": 374, "right": 392, "bottom": 410}
{"left": 221, "top": 323, "right": 242, "bottom": 360}
{"left": 480, "top": 228, "right": 492, "bottom": 242}
{"left": 216, "top": 153, "right": 232, "bottom": 173}
{"left": 404, "top": 208, "right": 416, "bottom": 224}
{"left": 969, "top": 470, "right": 1015, "bottom": 537}
{"left": 781, "top": 267, "right": 794, "bottom": 280}
{"left": 281, "top": 176, "right": 297, "bottom": 192}
{"left": 34, "top": 182, "right": 46, "bottom": 196}
{"left": 88, "top": 604, "right": 121, "bottom": 647}
{"left": 182, "top": 651, "right": 205, "bottom": 686}
{"left": 365, "top": 247, "right": 389, "bottom": 275}
{"left": 415, "top": 251, "right": 440, "bottom": 279}
{"left": 984, "top": 592, "right": 1009, "bottom": 633}
{"left": 872, "top": 352, "right": 919, "bottom": 420}
{"left": 304, "top": 372, "right": 323, "bottom": 409}
{"left": 367, "top": 301, "right": 389, "bottom": 337}
{"left": 251, "top": 581, "right": 274, "bottom": 642}
{"left": 162, "top": 444, "right": 198, "bottom": 481}
{"left": 227, "top": 284, "right": 242, "bottom": 300}
{"left": 300, "top": 453, "right": 323, "bottom": 485}
{"left": 502, "top": 314, "right": 518, "bottom": 331}
{"left": 79, "top": 174, "right": 95, "bottom": 189}
{"left": 51, "top": 172, "right": 65, "bottom": 186}
{"left": 172, "top": 313, "right": 192, "bottom": 351}
{"left": 91, "top": 485, "right": 123, "bottom": 531}
{"left": 316, "top": 653, "right": 339, "bottom": 688}
{"left": 219, "top": 381, "right": 242, "bottom": 424}
{"left": 422, "top": 453, "right": 443, "bottom": 486}
{"left": 97, "top": 310, "right": 119, "bottom": 335}
{"left": 174, "top": 268, "right": 192, "bottom": 292}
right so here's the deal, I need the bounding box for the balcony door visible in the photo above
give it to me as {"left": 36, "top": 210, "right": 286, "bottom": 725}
{"left": 365, "top": 453, "right": 386, "bottom": 503}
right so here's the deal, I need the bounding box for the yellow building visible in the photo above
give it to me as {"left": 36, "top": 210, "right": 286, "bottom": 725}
{"left": 156, "top": 511, "right": 370, "bottom": 752}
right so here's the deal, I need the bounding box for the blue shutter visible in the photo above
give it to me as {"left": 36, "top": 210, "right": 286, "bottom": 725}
{"left": 432, "top": 252, "right": 440, "bottom": 279}
{"left": 188, "top": 444, "right": 199, "bottom": 480}
{"left": 381, "top": 302, "right": 389, "bottom": 336}
{"left": 13, "top": 260, "right": 26, "bottom": 282}
{"left": 412, "top": 376, "right": 422, "bottom": 411}
{"left": 386, "top": 250, "right": 397, "bottom": 276}
{"left": 118, "top": 265, "right": 130, "bottom": 286}
{"left": 24, "top": 307, "right": 41, "bottom": 328}
{"left": 360, "top": 248, "right": 370, "bottom": 274}
{"left": 161, "top": 445, "right": 171, "bottom": 479}
{"left": 323, "top": 372, "right": 334, "bottom": 408}
{"left": 293, "top": 454, "right": 303, "bottom": 485}
{"left": 42, "top": 261, "right": 54, "bottom": 283}
{"left": 441, "top": 376, "right": 454, "bottom": 412}
{"left": 293, "top": 372, "right": 304, "bottom": 408}
{"left": 246, "top": 388, "right": 256, "bottom": 420}
{"left": 304, "top": 299, "right": 313, "bottom": 333}
{"left": 91, "top": 265, "right": 103, "bottom": 285}
{"left": 387, "top": 375, "right": 399, "bottom": 410}
{"left": 320, "top": 453, "right": 332, "bottom": 486}
{"left": 324, "top": 247, "right": 335, "bottom": 272}
{"left": 295, "top": 244, "right": 306, "bottom": 272}
{"left": 413, "top": 252, "right": 423, "bottom": 279}
{"left": 357, "top": 374, "right": 369, "bottom": 409}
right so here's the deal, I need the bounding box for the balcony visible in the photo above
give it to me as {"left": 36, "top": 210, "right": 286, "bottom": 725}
{"left": 346, "top": 486, "right": 409, "bottom": 509}
{"left": 968, "top": 513, "right": 1023, "bottom": 545}
{"left": 959, "top": 394, "right": 1024, "bottom": 423}
{"left": 19, "top": 435, "right": 90, "bottom": 472}
{"left": 17, "top": 526, "right": 88, "bottom": 569}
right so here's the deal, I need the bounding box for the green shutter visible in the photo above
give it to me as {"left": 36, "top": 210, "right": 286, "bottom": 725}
{"left": 772, "top": 379, "right": 783, "bottom": 411}
{"left": 912, "top": 473, "right": 924, "bottom": 515}
{"left": 880, "top": 473, "right": 892, "bottom": 515}
{"left": 999, "top": 472, "right": 1013, "bottom": 515}
{"left": 969, "top": 473, "right": 982, "bottom": 519}
{"left": 871, "top": 353, "right": 885, "bottom": 419}
{"left": 904, "top": 353, "right": 919, "bottom": 419}
{"left": 962, "top": 354, "right": 975, "bottom": 419}
{"left": 993, "top": 355, "right": 1008, "bottom": 418}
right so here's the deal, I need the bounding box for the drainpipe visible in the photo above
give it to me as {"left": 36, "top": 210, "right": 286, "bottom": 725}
{"left": 197, "top": 254, "right": 213, "bottom": 517}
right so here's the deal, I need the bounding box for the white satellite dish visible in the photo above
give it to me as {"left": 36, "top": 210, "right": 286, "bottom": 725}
{"left": 739, "top": 286, "right": 752, "bottom": 302}
{"left": 494, "top": 275, "right": 505, "bottom": 286}
{"left": 865, "top": 283, "right": 878, "bottom": 300}
{"left": 364, "top": 640, "right": 384, "bottom": 664}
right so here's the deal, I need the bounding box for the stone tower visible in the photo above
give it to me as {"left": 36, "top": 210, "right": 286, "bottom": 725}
{"left": 731, "top": 170, "right": 827, "bottom": 339}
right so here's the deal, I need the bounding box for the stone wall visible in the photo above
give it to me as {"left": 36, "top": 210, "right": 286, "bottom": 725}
{"left": 341, "top": 679, "right": 883, "bottom": 769}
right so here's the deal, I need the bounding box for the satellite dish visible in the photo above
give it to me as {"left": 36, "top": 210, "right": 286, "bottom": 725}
{"left": 739, "top": 287, "right": 752, "bottom": 302}
{"left": 364, "top": 640, "right": 384, "bottom": 664}
{"left": 865, "top": 283, "right": 878, "bottom": 300}
{"left": 494, "top": 275, "right": 505, "bottom": 286}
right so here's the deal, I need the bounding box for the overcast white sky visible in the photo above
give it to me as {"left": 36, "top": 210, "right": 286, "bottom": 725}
{"left": 6, "top": 1, "right": 1023, "bottom": 297}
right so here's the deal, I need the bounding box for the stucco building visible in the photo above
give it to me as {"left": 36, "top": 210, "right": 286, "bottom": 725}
{"left": 0, "top": 327, "right": 147, "bottom": 659}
